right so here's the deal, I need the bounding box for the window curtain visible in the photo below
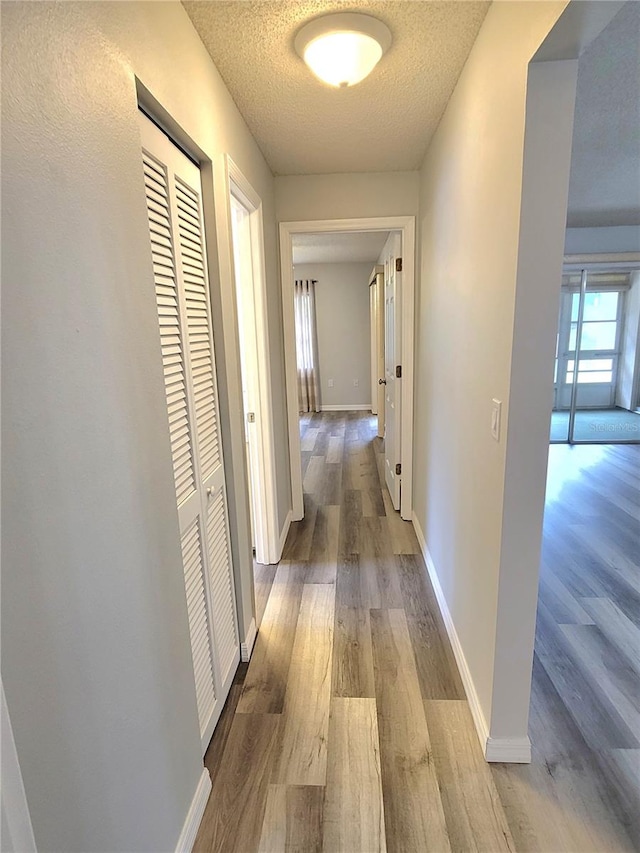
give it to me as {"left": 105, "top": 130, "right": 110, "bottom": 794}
{"left": 294, "top": 279, "right": 321, "bottom": 413}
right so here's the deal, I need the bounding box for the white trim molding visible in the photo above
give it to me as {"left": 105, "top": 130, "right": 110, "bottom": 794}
{"left": 320, "top": 404, "right": 372, "bottom": 412}
{"left": 1, "top": 681, "right": 37, "bottom": 853}
{"left": 280, "top": 216, "right": 416, "bottom": 522}
{"left": 412, "top": 513, "right": 531, "bottom": 763}
{"left": 278, "top": 509, "right": 293, "bottom": 560}
{"left": 485, "top": 736, "right": 532, "bottom": 763}
{"left": 175, "top": 768, "right": 212, "bottom": 853}
{"left": 240, "top": 617, "right": 257, "bottom": 662}
{"left": 225, "top": 156, "right": 281, "bottom": 565}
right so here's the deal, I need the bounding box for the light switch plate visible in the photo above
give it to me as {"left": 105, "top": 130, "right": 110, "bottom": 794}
{"left": 328, "top": 379, "right": 334, "bottom": 388}
{"left": 491, "top": 399, "right": 502, "bottom": 441}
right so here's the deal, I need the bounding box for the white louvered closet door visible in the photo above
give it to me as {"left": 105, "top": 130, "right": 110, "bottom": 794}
{"left": 139, "top": 112, "right": 240, "bottom": 754}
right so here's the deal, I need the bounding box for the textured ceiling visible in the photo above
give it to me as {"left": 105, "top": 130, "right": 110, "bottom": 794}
{"left": 567, "top": 1, "right": 640, "bottom": 227}
{"left": 293, "top": 230, "right": 389, "bottom": 264}
{"left": 183, "top": 0, "right": 490, "bottom": 175}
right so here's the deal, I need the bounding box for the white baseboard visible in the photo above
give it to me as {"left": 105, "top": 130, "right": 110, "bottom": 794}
{"left": 485, "top": 736, "right": 532, "bottom": 763}
{"left": 241, "top": 617, "right": 257, "bottom": 662}
{"left": 320, "top": 404, "right": 372, "bottom": 412}
{"left": 412, "top": 513, "right": 532, "bottom": 764}
{"left": 412, "top": 513, "right": 491, "bottom": 753}
{"left": 278, "top": 509, "right": 292, "bottom": 560}
{"left": 175, "top": 768, "right": 211, "bottom": 853}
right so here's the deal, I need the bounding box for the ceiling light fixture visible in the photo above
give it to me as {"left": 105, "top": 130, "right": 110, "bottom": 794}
{"left": 294, "top": 12, "right": 392, "bottom": 88}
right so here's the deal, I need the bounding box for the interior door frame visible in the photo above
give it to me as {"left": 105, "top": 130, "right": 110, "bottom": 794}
{"left": 279, "top": 216, "right": 416, "bottom": 521}
{"left": 225, "top": 156, "right": 281, "bottom": 564}
{"left": 555, "top": 278, "right": 627, "bottom": 411}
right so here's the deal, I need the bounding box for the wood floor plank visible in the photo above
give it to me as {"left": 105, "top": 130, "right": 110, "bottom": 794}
{"left": 301, "top": 428, "right": 319, "bottom": 452}
{"left": 286, "top": 786, "right": 324, "bottom": 853}
{"left": 381, "top": 489, "right": 420, "bottom": 554}
{"left": 283, "top": 503, "right": 318, "bottom": 562}
{"left": 370, "top": 608, "right": 451, "bottom": 853}
{"left": 194, "top": 713, "right": 281, "bottom": 853}
{"left": 606, "top": 749, "right": 640, "bottom": 843}
{"left": 307, "top": 505, "right": 339, "bottom": 584}
{"left": 204, "top": 665, "right": 247, "bottom": 789}
{"left": 335, "top": 553, "right": 362, "bottom": 608}
{"left": 326, "top": 435, "right": 344, "bottom": 464}
{"left": 338, "top": 489, "right": 362, "bottom": 556}
{"left": 559, "top": 623, "right": 640, "bottom": 742}
{"left": 424, "top": 700, "right": 515, "bottom": 852}
{"left": 397, "top": 554, "right": 465, "bottom": 700}
{"left": 274, "top": 583, "right": 335, "bottom": 786}
{"left": 304, "top": 456, "right": 326, "bottom": 497}
{"left": 332, "top": 605, "right": 375, "bottom": 699}
{"left": 362, "top": 487, "right": 386, "bottom": 518}
{"left": 359, "top": 518, "right": 403, "bottom": 609}
{"left": 314, "top": 429, "right": 329, "bottom": 457}
{"left": 580, "top": 596, "right": 640, "bottom": 671}
{"left": 237, "top": 562, "right": 306, "bottom": 714}
{"left": 535, "top": 600, "right": 638, "bottom": 749}
{"left": 323, "top": 698, "right": 387, "bottom": 853}
{"left": 538, "top": 562, "right": 596, "bottom": 626}
{"left": 258, "top": 785, "right": 286, "bottom": 853}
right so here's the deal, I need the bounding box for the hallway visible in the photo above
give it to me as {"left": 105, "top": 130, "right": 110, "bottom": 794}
{"left": 194, "top": 412, "right": 515, "bottom": 852}
{"left": 193, "top": 413, "right": 640, "bottom": 852}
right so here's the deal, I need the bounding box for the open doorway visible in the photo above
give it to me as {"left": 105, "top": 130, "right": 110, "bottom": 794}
{"left": 226, "top": 158, "right": 281, "bottom": 571}
{"left": 550, "top": 263, "right": 640, "bottom": 443}
{"left": 279, "top": 216, "right": 416, "bottom": 522}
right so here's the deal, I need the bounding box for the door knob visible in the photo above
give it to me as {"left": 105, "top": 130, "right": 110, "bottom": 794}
{"left": 379, "top": 378, "right": 387, "bottom": 385}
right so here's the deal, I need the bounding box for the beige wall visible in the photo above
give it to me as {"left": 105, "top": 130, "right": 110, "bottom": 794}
{"left": 296, "top": 263, "right": 373, "bottom": 409}
{"left": 275, "top": 172, "right": 419, "bottom": 222}
{"left": 413, "top": 0, "right": 570, "bottom": 743}
{"left": 1, "top": 2, "right": 288, "bottom": 850}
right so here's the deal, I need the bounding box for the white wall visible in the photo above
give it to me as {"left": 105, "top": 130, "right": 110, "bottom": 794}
{"left": 413, "top": 0, "right": 571, "bottom": 750}
{"left": 275, "top": 172, "right": 419, "bottom": 222}
{"left": 565, "top": 225, "right": 640, "bottom": 254}
{"left": 617, "top": 271, "right": 640, "bottom": 410}
{"left": 1, "top": 2, "right": 288, "bottom": 850}
{"left": 295, "top": 263, "right": 372, "bottom": 409}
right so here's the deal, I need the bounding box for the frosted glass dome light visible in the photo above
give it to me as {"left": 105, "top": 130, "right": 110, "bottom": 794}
{"left": 295, "top": 13, "right": 392, "bottom": 88}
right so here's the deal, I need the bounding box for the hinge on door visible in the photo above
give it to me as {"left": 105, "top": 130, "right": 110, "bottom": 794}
{"left": 396, "top": 365, "right": 402, "bottom": 379}
{"left": 395, "top": 257, "right": 403, "bottom": 272}
{"left": 395, "top": 463, "right": 402, "bottom": 476}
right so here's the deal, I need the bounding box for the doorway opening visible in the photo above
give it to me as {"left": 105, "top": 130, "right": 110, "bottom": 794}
{"left": 227, "top": 158, "right": 281, "bottom": 567}
{"left": 279, "top": 217, "right": 416, "bottom": 522}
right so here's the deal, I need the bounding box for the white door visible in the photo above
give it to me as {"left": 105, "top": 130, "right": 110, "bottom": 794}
{"left": 139, "top": 112, "right": 239, "bottom": 754}
{"left": 230, "top": 195, "right": 260, "bottom": 554}
{"left": 375, "top": 271, "right": 385, "bottom": 439}
{"left": 382, "top": 234, "right": 402, "bottom": 510}
{"left": 370, "top": 278, "right": 378, "bottom": 416}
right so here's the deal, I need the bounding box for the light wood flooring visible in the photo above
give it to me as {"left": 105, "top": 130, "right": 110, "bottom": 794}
{"left": 195, "top": 413, "right": 639, "bottom": 852}
{"left": 492, "top": 442, "right": 640, "bottom": 853}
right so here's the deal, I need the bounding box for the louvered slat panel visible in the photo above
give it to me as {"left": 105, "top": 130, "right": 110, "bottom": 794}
{"left": 205, "top": 491, "right": 238, "bottom": 684}
{"left": 174, "top": 178, "right": 221, "bottom": 479}
{"left": 180, "top": 519, "right": 216, "bottom": 735}
{"left": 142, "top": 152, "right": 196, "bottom": 508}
